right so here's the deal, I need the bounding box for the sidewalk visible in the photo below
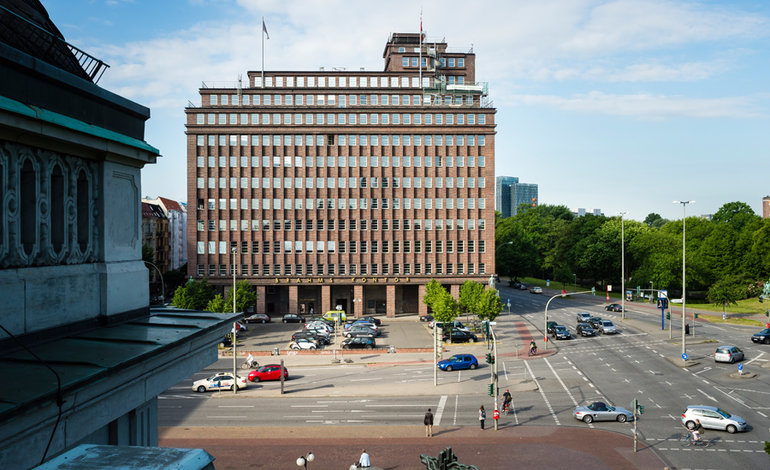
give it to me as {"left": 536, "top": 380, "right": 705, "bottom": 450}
{"left": 159, "top": 425, "right": 666, "bottom": 470}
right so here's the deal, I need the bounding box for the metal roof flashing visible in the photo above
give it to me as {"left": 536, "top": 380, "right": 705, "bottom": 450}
{"left": 0, "top": 309, "right": 241, "bottom": 422}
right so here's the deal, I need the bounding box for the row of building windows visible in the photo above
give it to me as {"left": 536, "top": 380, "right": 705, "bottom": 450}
{"left": 207, "top": 92, "right": 478, "bottom": 108}
{"left": 197, "top": 238, "right": 486, "bottom": 255}
{"left": 195, "top": 134, "right": 487, "bottom": 148}
{"left": 198, "top": 217, "right": 487, "bottom": 232}
{"left": 196, "top": 262, "right": 487, "bottom": 277}
{"left": 197, "top": 176, "right": 486, "bottom": 191}
{"left": 196, "top": 155, "right": 485, "bottom": 169}
{"left": 249, "top": 75, "right": 430, "bottom": 89}
{"left": 195, "top": 111, "right": 487, "bottom": 126}
{"left": 194, "top": 195, "right": 486, "bottom": 210}
{"left": 400, "top": 56, "right": 465, "bottom": 68}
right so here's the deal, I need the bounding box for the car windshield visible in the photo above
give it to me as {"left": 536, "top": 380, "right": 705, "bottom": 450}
{"left": 603, "top": 321, "right": 613, "bottom": 326}
{"left": 556, "top": 326, "right": 567, "bottom": 332}
{"left": 716, "top": 409, "right": 731, "bottom": 418}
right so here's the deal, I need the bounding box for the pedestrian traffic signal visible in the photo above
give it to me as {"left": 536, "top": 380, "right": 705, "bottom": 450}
{"left": 487, "top": 383, "right": 494, "bottom": 396}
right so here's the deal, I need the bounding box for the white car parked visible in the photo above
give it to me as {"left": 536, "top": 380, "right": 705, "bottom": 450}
{"left": 192, "top": 372, "right": 248, "bottom": 393}
{"left": 289, "top": 338, "right": 318, "bottom": 350}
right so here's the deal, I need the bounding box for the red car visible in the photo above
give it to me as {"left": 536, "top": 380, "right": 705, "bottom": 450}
{"left": 247, "top": 364, "right": 289, "bottom": 382}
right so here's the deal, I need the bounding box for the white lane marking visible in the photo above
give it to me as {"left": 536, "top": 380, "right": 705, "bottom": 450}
{"left": 435, "top": 395, "right": 448, "bottom": 425}
{"left": 291, "top": 404, "right": 327, "bottom": 408}
{"left": 696, "top": 389, "right": 718, "bottom": 402}
{"left": 757, "top": 411, "right": 767, "bottom": 418}
{"left": 350, "top": 378, "right": 380, "bottom": 382}
{"left": 503, "top": 360, "right": 508, "bottom": 381}
{"left": 713, "top": 386, "right": 749, "bottom": 408}
{"left": 745, "top": 352, "right": 765, "bottom": 365}
{"left": 206, "top": 416, "right": 248, "bottom": 419}
{"left": 218, "top": 405, "right": 255, "bottom": 408}
{"left": 365, "top": 404, "right": 436, "bottom": 407}
{"left": 694, "top": 367, "right": 711, "bottom": 375}
{"left": 524, "top": 360, "right": 560, "bottom": 425}
{"left": 453, "top": 394, "right": 459, "bottom": 425}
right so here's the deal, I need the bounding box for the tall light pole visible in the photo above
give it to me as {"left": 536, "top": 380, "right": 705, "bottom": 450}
{"left": 232, "top": 247, "right": 237, "bottom": 394}
{"left": 143, "top": 261, "right": 165, "bottom": 306}
{"left": 619, "top": 211, "right": 626, "bottom": 321}
{"left": 673, "top": 200, "right": 694, "bottom": 357}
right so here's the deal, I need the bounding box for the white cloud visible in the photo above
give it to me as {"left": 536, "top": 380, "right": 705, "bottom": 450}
{"left": 509, "top": 91, "right": 760, "bottom": 119}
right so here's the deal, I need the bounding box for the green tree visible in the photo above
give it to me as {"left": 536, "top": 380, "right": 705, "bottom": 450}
{"left": 432, "top": 291, "right": 459, "bottom": 342}
{"left": 422, "top": 279, "right": 446, "bottom": 312}
{"left": 712, "top": 201, "right": 759, "bottom": 232}
{"left": 171, "top": 278, "right": 216, "bottom": 310}
{"left": 206, "top": 294, "right": 228, "bottom": 313}
{"left": 707, "top": 275, "right": 749, "bottom": 317}
{"left": 459, "top": 280, "right": 484, "bottom": 315}
{"left": 475, "top": 288, "right": 503, "bottom": 322}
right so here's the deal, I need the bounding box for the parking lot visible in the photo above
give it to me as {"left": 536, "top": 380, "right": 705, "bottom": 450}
{"left": 233, "top": 315, "right": 437, "bottom": 352}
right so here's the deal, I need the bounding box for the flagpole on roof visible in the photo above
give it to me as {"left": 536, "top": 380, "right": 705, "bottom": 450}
{"left": 261, "top": 17, "right": 269, "bottom": 88}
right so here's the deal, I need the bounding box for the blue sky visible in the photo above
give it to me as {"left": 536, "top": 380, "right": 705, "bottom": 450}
{"left": 41, "top": 0, "right": 770, "bottom": 222}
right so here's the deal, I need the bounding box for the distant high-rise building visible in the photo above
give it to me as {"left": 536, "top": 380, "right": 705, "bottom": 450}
{"left": 495, "top": 176, "right": 518, "bottom": 217}
{"left": 495, "top": 177, "right": 537, "bottom": 218}
{"left": 573, "top": 208, "right": 604, "bottom": 217}
{"left": 763, "top": 196, "right": 770, "bottom": 219}
{"left": 512, "top": 183, "right": 538, "bottom": 216}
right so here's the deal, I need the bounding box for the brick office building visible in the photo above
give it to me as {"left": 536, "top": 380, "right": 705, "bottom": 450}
{"left": 186, "top": 32, "right": 496, "bottom": 317}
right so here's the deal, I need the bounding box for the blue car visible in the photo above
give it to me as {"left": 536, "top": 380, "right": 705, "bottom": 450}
{"left": 437, "top": 354, "right": 478, "bottom": 371}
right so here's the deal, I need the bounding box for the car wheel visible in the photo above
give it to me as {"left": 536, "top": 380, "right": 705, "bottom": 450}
{"left": 343, "top": 345, "right": 350, "bottom": 350}
{"left": 196, "top": 385, "right": 206, "bottom": 393}
{"left": 366, "top": 345, "right": 373, "bottom": 350}
{"left": 730, "top": 357, "right": 735, "bottom": 363}
{"left": 583, "top": 415, "right": 593, "bottom": 424}
{"left": 617, "top": 414, "right": 627, "bottom": 423}
{"left": 446, "top": 365, "right": 453, "bottom": 371}
{"left": 470, "top": 364, "right": 477, "bottom": 370}
{"left": 283, "top": 319, "right": 287, "bottom": 323}
{"left": 468, "top": 337, "right": 475, "bottom": 343}
{"left": 726, "top": 424, "right": 737, "bottom": 434}
{"left": 765, "top": 338, "right": 770, "bottom": 344}
{"left": 229, "top": 385, "right": 234, "bottom": 391}
{"left": 252, "top": 376, "right": 260, "bottom": 382}
{"left": 685, "top": 421, "right": 695, "bottom": 430}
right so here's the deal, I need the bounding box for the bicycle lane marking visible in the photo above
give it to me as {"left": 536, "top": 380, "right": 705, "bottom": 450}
{"left": 524, "top": 360, "right": 560, "bottom": 425}
{"left": 434, "top": 395, "right": 448, "bottom": 426}
{"left": 544, "top": 357, "right": 593, "bottom": 429}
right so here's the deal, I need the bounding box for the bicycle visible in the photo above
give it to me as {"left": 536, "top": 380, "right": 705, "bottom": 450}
{"left": 679, "top": 427, "right": 712, "bottom": 448}
{"left": 528, "top": 347, "right": 538, "bottom": 357}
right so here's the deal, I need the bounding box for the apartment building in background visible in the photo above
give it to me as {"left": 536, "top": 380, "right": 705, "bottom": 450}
{"left": 496, "top": 176, "right": 538, "bottom": 218}
{"left": 763, "top": 196, "right": 769, "bottom": 219}
{"left": 143, "top": 196, "right": 189, "bottom": 271}
{"left": 186, "top": 32, "right": 497, "bottom": 317}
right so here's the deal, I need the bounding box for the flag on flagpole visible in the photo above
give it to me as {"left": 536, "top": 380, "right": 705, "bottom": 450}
{"left": 262, "top": 19, "right": 270, "bottom": 40}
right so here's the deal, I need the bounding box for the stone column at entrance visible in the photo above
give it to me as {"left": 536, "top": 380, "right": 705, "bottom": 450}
{"left": 450, "top": 284, "right": 460, "bottom": 299}
{"left": 386, "top": 285, "right": 396, "bottom": 318}
{"left": 256, "top": 286, "right": 266, "bottom": 314}
{"left": 354, "top": 285, "right": 364, "bottom": 318}
{"left": 321, "top": 285, "right": 332, "bottom": 314}
{"left": 288, "top": 285, "right": 298, "bottom": 314}
{"left": 418, "top": 283, "right": 428, "bottom": 316}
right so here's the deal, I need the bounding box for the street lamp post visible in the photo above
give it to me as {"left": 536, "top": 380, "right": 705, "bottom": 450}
{"left": 232, "top": 247, "right": 237, "bottom": 395}
{"left": 619, "top": 211, "right": 626, "bottom": 321}
{"left": 296, "top": 451, "right": 315, "bottom": 469}
{"left": 143, "top": 261, "right": 165, "bottom": 305}
{"left": 673, "top": 200, "right": 694, "bottom": 357}
{"left": 649, "top": 281, "right": 653, "bottom": 303}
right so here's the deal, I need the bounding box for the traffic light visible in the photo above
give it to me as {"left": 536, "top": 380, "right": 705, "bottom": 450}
{"left": 694, "top": 313, "right": 698, "bottom": 319}
{"left": 483, "top": 321, "right": 489, "bottom": 336}
{"left": 591, "top": 287, "right": 596, "bottom": 296}
{"left": 485, "top": 353, "right": 495, "bottom": 364}
{"left": 666, "top": 312, "right": 670, "bottom": 320}
{"left": 638, "top": 405, "right": 645, "bottom": 414}
{"left": 487, "top": 383, "right": 494, "bottom": 396}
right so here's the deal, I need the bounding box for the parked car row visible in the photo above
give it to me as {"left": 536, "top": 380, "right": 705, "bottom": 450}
{"left": 287, "top": 316, "right": 384, "bottom": 350}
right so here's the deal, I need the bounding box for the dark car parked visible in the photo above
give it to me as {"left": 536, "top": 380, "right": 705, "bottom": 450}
{"left": 547, "top": 321, "right": 559, "bottom": 335}
{"left": 576, "top": 322, "right": 596, "bottom": 337}
{"left": 359, "top": 316, "right": 382, "bottom": 326}
{"left": 342, "top": 337, "right": 376, "bottom": 349}
{"left": 245, "top": 313, "right": 271, "bottom": 323}
{"left": 292, "top": 331, "right": 328, "bottom": 345}
{"left": 419, "top": 314, "right": 434, "bottom": 323}
{"left": 605, "top": 303, "right": 623, "bottom": 312}
{"left": 344, "top": 326, "right": 376, "bottom": 338}
{"left": 751, "top": 328, "right": 770, "bottom": 344}
{"left": 442, "top": 330, "right": 478, "bottom": 343}
{"left": 282, "top": 313, "right": 306, "bottom": 323}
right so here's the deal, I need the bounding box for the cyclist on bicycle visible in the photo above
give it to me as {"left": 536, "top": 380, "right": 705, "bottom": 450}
{"left": 691, "top": 419, "right": 704, "bottom": 442}
{"left": 501, "top": 389, "right": 512, "bottom": 412}
{"left": 529, "top": 340, "right": 537, "bottom": 355}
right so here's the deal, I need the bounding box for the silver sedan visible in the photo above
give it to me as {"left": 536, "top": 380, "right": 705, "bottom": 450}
{"left": 574, "top": 402, "right": 633, "bottom": 423}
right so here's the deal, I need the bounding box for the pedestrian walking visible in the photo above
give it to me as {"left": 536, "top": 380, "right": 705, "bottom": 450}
{"left": 424, "top": 408, "right": 434, "bottom": 437}
{"left": 479, "top": 405, "right": 486, "bottom": 429}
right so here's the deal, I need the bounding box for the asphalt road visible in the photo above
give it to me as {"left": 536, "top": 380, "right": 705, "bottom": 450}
{"left": 160, "top": 284, "right": 770, "bottom": 470}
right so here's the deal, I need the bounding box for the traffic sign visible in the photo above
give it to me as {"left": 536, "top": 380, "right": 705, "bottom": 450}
{"left": 681, "top": 353, "right": 688, "bottom": 361}
{"left": 737, "top": 363, "right": 744, "bottom": 371}
{"left": 507, "top": 299, "right": 511, "bottom": 307}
